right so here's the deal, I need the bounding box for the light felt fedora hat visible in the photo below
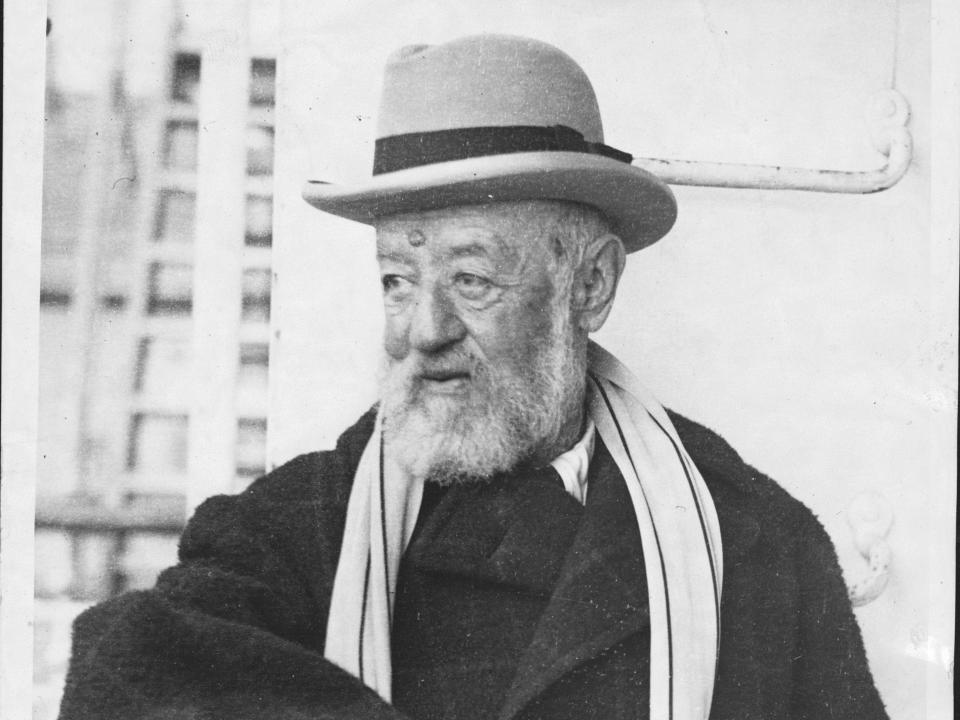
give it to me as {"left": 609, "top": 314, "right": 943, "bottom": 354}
{"left": 302, "top": 34, "right": 677, "bottom": 253}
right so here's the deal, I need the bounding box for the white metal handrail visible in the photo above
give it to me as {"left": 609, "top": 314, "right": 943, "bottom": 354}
{"left": 634, "top": 90, "right": 912, "bottom": 194}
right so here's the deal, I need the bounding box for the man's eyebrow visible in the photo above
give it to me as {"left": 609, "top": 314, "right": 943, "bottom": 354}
{"left": 375, "top": 248, "right": 412, "bottom": 263}
{"left": 447, "top": 242, "right": 495, "bottom": 259}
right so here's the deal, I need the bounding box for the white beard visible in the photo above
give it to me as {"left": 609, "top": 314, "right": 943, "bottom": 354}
{"left": 379, "top": 308, "right": 586, "bottom": 484}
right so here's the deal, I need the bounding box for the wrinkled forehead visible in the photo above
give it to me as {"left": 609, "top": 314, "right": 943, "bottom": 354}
{"left": 375, "top": 201, "right": 559, "bottom": 260}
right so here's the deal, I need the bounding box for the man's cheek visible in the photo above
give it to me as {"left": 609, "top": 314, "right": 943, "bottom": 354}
{"left": 383, "top": 319, "right": 410, "bottom": 360}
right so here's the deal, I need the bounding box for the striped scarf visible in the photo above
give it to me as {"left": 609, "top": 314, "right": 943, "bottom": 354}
{"left": 324, "top": 342, "right": 723, "bottom": 719}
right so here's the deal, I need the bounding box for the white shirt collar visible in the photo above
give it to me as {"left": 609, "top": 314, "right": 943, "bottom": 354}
{"left": 549, "top": 419, "right": 596, "bottom": 505}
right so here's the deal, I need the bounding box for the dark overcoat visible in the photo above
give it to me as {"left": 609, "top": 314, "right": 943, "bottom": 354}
{"left": 58, "top": 409, "right": 888, "bottom": 719}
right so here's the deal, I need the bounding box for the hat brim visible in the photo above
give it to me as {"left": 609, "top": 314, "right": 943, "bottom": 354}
{"left": 302, "top": 151, "right": 676, "bottom": 253}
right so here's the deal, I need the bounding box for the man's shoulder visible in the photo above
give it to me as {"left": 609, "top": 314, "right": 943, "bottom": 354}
{"left": 185, "top": 408, "right": 376, "bottom": 538}
{"left": 178, "top": 408, "right": 377, "bottom": 569}
{"left": 668, "top": 409, "right": 819, "bottom": 536}
{"left": 242, "top": 407, "right": 377, "bottom": 501}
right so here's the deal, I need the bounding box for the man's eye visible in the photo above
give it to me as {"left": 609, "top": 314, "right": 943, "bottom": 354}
{"left": 454, "top": 273, "right": 493, "bottom": 300}
{"left": 381, "top": 275, "right": 412, "bottom": 299}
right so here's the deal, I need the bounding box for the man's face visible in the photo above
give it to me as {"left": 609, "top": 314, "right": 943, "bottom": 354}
{"left": 376, "top": 201, "right": 586, "bottom": 483}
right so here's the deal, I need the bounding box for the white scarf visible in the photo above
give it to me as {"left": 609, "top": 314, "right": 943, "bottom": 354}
{"left": 324, "top": 342, "right": 723, "bottom": 720}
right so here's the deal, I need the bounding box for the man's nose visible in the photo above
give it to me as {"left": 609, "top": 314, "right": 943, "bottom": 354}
{"left": 408, "top": 284, "right": 466, "bottom": 353}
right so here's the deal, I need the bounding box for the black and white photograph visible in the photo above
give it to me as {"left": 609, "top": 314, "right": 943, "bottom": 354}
{"left": 2, "top": 1, "right": 957, "bottom": 718}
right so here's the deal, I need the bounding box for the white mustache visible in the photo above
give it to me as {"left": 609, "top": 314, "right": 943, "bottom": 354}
{"left": 391, "top": 351, "right": 485, "bottom": 385}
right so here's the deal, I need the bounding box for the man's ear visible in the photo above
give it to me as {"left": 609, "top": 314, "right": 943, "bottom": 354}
{"left": 572, "top": 233, "right": 626, "bottom": 333}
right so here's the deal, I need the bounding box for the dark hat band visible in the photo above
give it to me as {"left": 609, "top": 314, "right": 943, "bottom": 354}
{"left": 372, "top": 124, "right": 633, "bottom": 175}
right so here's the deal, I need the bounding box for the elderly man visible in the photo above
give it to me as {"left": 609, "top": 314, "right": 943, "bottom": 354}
{"left": 59, "top": 35, "right": 887, "bottom": 720}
